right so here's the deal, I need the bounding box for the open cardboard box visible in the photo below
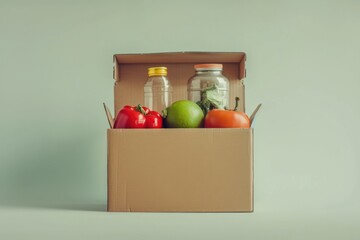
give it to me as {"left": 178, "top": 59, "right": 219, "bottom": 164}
{"left": 107, "top": 52, "right": 257, "bottom": 212}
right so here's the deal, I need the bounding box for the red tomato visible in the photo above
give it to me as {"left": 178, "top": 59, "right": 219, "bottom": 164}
{"left": 204, "top": 109, "right": 250, "bottom": 128}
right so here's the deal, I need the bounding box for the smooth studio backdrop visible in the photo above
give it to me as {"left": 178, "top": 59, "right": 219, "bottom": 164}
{"left": 0, "top": 0, "right": 359, "bottom": 239}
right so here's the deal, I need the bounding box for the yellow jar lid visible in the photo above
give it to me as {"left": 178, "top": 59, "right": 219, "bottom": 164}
{"left": 148, "top": 67, "right": 167, "bottom": 77}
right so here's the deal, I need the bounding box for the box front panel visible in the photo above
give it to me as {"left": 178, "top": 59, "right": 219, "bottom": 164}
{"left": 107, "top": 128, "right": 253, "bottom": 212}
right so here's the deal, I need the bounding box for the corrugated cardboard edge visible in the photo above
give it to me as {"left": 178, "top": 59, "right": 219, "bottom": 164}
{"left": 113, "top": 56, "right": 120, "bottom": 114}
{"left": 107, "top": 130, "right": 110, "bottom": 211}
{"left": 251, "top": 128, "right": 254, "bottom": 212}
{"left": 239, "top": 53, "right": 246, "bottom": 112}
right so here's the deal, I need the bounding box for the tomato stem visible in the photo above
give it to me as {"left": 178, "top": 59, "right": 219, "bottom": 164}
{"left": 233, "top": 97, "right": 240, "bottom": 111}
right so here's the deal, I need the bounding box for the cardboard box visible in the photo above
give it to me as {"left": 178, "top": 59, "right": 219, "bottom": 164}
{"left": 108, "top": 52, "right": 254, "bottom": 212}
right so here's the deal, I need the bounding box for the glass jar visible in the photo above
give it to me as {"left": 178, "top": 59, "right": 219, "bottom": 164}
{"left": 187, "top": 64, "right": 230, "bottom": 110}
{"left": 144, "top": 67, "right": 172, "bottom": 112}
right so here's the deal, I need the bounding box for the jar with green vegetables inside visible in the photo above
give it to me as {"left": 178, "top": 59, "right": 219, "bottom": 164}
{"left": 187, "top": 64, "right": 230, "bottom": 115}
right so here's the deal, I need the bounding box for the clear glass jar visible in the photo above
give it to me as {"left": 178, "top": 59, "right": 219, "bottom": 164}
{"left": 144, "top": 67, "right": 172, "bottom": 112}
{"left": 187, "top": 64, "right": 230, "bottom": 109}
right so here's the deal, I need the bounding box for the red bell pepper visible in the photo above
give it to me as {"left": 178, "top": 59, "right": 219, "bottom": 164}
{"left": 114, "top": 105, "right": 163, "bottom": 128}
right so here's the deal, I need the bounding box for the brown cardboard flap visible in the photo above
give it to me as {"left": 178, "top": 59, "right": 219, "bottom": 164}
{"left": 113, "top": 52, "right": 246, "bottom": 115}
{"left": 103, "top": 103, "right": 114, "bottom": 129}
{"left": 114, "top": 52, "right": 245, "bottom": 64}
{"left": 250, "top": 104, "right": 262, "bottom": 126}
{"left": 107, "top": 128, "right": 253, "bottom": 212}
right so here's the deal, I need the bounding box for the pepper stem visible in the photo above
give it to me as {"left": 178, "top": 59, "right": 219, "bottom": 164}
{"left": 136, "top": 104, "right": 147, "bottom": 115}
{"left": 233, "top": 97, "right": 240, "bottom": 111}
{"left": 161, "top": 109, "right": 167, "bottom": 118}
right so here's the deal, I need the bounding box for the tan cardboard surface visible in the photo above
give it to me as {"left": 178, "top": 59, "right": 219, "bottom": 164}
{"left": 114, "top": 52, "right": 246, "bottom": 64}
{"left": 108, "top": 128, "right": 253, "bottom": 212}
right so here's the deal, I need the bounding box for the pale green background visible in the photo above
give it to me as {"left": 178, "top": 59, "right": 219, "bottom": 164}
{"left": 0, "top": 0, "right": 359, "bottom": 239}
